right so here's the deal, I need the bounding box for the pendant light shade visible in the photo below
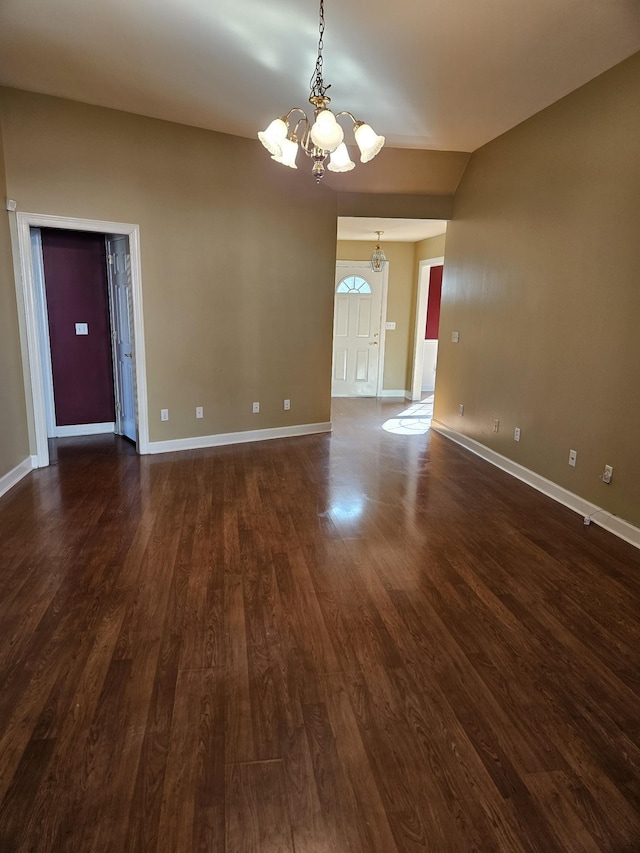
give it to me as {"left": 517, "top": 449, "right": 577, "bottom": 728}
{"left": 258, "top": 118, "right": 288, "bottom": 157}
{"left": 272, "top": 136, "right": 299, "bottom": 168}
{"left": 328, "top": 143, "right": 356, "bottom": 172}
{"left": 310, "top": 110, "right": 345, "bottom": 152}
{"left": 355, "top": 123, "right": 386, "bottom": 163}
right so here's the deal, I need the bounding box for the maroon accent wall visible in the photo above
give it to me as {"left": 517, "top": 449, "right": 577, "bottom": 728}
{"left": 425, "top": 264, "right": 443, "bottom": 340}
{"left": 41, "top": 229, "right": 115, "bottom": 426}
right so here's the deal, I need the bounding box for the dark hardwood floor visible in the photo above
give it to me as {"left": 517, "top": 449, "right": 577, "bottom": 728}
{"left": 1, "top": 397, "right": 639, "bottom": 852}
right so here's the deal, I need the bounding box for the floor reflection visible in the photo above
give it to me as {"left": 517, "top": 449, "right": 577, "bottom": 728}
{"left": 382, "top": 395, "right": 433, "bottom": 435}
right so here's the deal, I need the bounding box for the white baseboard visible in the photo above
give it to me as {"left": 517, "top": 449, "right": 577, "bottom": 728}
{"left": 380, "top": 389, "right": 412, "bottom": 399}
{"left": 0, "top": 457, "right": 34, "bottom": 500}
{"left": 54, "top": 422, "right": 115, "bottom": 437}
{"left": 146, "top": 421, "right": 332, "bottom": 455}
{"left": 431, "top": 420, "right": 640, "bottom": 551}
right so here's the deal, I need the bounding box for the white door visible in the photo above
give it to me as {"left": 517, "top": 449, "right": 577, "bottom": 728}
{"left": 332, "top": 263, "right": 384, "bottom": 397}
{"left": 106, "top": 236, "right": 137, "bottom": 442}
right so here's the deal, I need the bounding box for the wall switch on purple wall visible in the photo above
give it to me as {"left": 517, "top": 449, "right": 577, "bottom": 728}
{"left": 75, "top": 322, "right": 89, "bottom": 335}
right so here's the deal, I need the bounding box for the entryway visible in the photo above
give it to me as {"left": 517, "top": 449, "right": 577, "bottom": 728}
{"left": 14, "top": 212, "right": 149, "bottom": 467}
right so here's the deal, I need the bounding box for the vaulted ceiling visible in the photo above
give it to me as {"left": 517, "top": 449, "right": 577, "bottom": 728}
{"left": 1, "top": 0, "right": 639, "bottom": 156}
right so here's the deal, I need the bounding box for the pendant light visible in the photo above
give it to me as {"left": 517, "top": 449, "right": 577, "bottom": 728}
{"left": 370, "top": 231, "right": 387, "bottom": 272}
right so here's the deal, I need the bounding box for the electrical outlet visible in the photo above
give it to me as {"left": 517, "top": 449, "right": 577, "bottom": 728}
{"left": 603, "top": 464, "right": 613, "bottom": 484}
{"left": 160, "top": 409, "right": 169, "bottom": 422}
{"left": 493, "top": 419, "right": 500, "bottom": 433}
{"left": 459, "top": 403, "right": 464, "bottom": 416}
{"left": 195, "top": 406, "right": 203, "bottom": 419}
{"left": 514, "top": 427, "right": 521, "bottom": 442}
{"left": 252, "top": 402, "right": 260, "bottom": 414}
{"left": 568, "top": 449, "right": 577, "bottom": 467}
{"left": 283, "top": 399, "right": 291, "bottom": 411}
{"left": 452, "top": 331, "right": 460, "bottom": 343}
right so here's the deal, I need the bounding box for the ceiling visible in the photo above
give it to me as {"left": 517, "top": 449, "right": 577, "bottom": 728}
{"left": 1, "top": 0, "right": 639, "bottom": 154}
{"left": 337, "top": 218, "right": 446, "bottom": 243}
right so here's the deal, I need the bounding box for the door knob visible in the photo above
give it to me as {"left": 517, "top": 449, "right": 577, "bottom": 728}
{"left": 124, "top": 352, "right": 133, "bottom": 358}
{"left": 369, "top": 341, "right": 378, "bottom": 346}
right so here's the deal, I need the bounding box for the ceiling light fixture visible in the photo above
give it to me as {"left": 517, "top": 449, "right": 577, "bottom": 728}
{"left": 258, "top": 0, "right": 385, "bottom": 184}
{"left": 370, "top": 231, "right": 387, "bottom": 272}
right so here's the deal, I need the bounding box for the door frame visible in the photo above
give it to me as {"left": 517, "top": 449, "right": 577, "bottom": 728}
{"left": 334, "top": 260, "right": 389, "bottom": 397}
{"left": 14, "top": 212, "right": 149, "bottom": 466}
{"left": 410, "top": 257, "right": 444, "bottom": 402}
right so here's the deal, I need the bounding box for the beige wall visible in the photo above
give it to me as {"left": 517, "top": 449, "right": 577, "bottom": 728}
{"left": 435, "top": 52, "right": 640, "bottom": 527}
{"left": 0, "top": 88, "right": 338, "bottom": 444}
{"left": 336, "top": 240, "right": 417, "bottom": 393}
{"left": 415, "top": 234, "right": 446, "bottom": 263}
{"left": 0, "top": 118, "right": 29, "bottom": 479}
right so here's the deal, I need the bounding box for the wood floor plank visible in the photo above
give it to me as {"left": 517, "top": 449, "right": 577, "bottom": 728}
{"left": 225, "top": 760, "right": 294, "bottom": 853}
{"left": 157, "top": 667, "right": 226, "bottom": 853}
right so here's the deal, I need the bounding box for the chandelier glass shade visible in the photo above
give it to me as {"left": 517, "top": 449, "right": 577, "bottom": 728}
{"left": 257, "top": 0, "right": 385, "bottom": 183}
{"left": 370, "top": 231, "right": 387, "bottom": 273}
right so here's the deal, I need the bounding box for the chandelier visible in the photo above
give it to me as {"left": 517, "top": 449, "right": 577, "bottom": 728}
{"left": 257, "top": 0, "right": 385, "bottom": 183}
{"left": 370, "top": 231, "right": 387, "bottom": 272}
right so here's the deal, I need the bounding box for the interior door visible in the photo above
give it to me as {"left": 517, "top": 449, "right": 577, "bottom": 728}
{"left": 332, "top": 263, "right": 383, "bottom": 397}
{"left": 106, "top": 235, "right": 137, "bottom": 442}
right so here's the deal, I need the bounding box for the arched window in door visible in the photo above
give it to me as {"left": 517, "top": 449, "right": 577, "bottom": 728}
{"left": 336, "top": 275, "right": 372, "bottom": 294}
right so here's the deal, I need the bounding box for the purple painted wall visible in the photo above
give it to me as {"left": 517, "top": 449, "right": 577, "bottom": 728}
{"left": 42, "top": 229, "right": 115, "bottom": 426}
{"left": 425, "top": 265, "right": 443, "bottom": 341}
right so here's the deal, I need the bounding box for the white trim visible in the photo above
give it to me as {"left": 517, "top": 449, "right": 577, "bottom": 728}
{"left": 30, "top": 228, "right": 57, "bottom": 436}
{"left": 147, "top": 421, "right": 332, "bottom": 455}
{"left": 13, "top": 212, "right": 149, "bottom": 466}
{"left": 379, "top": 389, "right": 412, "bottom": 399}
{"left": 335, "top": 260, "right": 389, "bottom": 397}
{"left": 431, "top": 420, "right": 640, "bottom": 551}
{"left": 411, "top": 257, "right": 445, "bottom": 401}
{"left": 0, "top": 457, "right": 34, "bottom": 500}
{"left": 54, "top": 422, "right": 115, "bottom": 437}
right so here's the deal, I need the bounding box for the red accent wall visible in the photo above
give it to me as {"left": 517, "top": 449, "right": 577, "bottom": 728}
{"left": 425, "top": 265, "right": 443, "bottom": 340}
{"left": 41, "top": 229, "right": 115, "bottom": 426}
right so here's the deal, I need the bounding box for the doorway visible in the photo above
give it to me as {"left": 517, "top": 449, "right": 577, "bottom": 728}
{"left": 14, "top": 213, "right": 149, "bottom": 467}
{"left": 331, "top": 261, "right": 389, "bottom": 397}
{"left": 31, "top": 228, "right": 136, "bottom": 441}
{"left": 410, "top": 257, "right": 445, "bottom": 401}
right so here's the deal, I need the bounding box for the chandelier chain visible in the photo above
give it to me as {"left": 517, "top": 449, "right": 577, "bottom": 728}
{"left": 309, "top": 0, "right": 330, "bottom": 99}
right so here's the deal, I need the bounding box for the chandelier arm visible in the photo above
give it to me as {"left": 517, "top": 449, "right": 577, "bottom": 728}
{"left": 290, "top": 117, "right": 309, "bottom": 140}
{"left": 334, "top": 110, "right": 359, "bottom": 125}
{"left": 284, "top": 107, "right": 309, "bottom": 124}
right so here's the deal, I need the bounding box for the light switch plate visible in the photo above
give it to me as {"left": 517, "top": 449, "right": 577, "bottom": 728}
{"left": 451, "top": 331, "right": 460, "bottom": 343}
{"left": 75, "top": 322, "right": 89, "bottom": 335}
{"left": 385, "top": 321, "right": 396, "bottom": 330}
